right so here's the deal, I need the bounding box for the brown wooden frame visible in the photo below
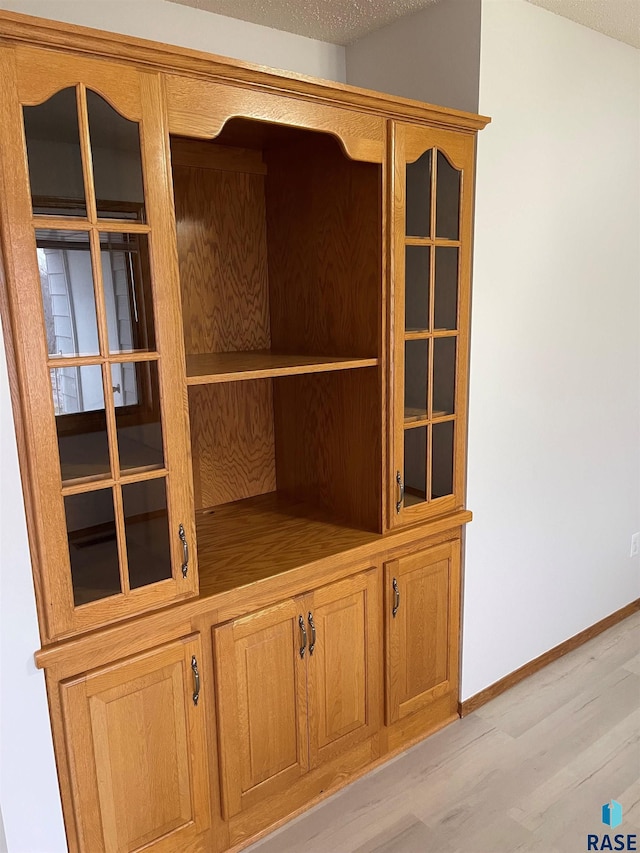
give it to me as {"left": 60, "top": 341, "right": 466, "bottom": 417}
{"left": 389, "top": 123, "right": 476, "bottom": 530}
{"left": 0, "top": 46, "right": 197, "bottom": 641}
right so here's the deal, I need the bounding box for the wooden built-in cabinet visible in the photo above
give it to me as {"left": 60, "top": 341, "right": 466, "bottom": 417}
{"left": 214, "top": 568, "right": 381, "bottom": 823}
{"left": 0, "top": 10, "right": 489, "bottom": 853}
{"left": 60, "top": 635, "right": 211, "bottom": 853}
{"left": 385, "top": 542, "right": 461, "bottom": 724}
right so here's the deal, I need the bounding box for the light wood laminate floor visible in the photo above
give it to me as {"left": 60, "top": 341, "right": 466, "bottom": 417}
{"left": 248, "top": 611, "right": 640, "bottom": 853}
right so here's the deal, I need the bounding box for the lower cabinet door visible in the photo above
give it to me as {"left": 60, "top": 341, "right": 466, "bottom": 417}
{"left": 307, "top": 568, "right": 381, "bottom": 768}
{"left": 213, "top": 597, "right": 310, "bottom": 818}
{"left": 60, "top": 634, "right": 211, "bottom": 853}
{"left": 385, "top": 541, "right": 460, "bottom": 724}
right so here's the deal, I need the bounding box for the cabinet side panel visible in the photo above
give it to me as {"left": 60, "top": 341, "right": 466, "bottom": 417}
{"left": 273, "top": 368, "right": 381, "bottom": 531}
{"left": 172, "top": 160, "right": 270, "bottom": 355}
{"left": 188, "top": 381, "right": 276, "bottom": 510}
{"left": 266, "top": 134, "right": 381, "bottom": 359}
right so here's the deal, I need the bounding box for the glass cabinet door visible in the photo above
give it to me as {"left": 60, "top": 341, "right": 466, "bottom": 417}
{"left": 0, "top": 50, "right": 196, "bottom": 639}
{"left": 391, "top": 123, "right": 475, "bottom": 526}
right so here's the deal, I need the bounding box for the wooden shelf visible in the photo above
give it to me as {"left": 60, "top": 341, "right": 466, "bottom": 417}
{"left": 404, "top": 407, "right": 449, "bottom": 424}
{"left": 196, "top": 492, "right": 379, "bottom": 598}
{"left": 186, "top": 351, "right": 379, "bottom": 385}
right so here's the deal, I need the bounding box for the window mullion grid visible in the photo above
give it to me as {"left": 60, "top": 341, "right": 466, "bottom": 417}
{"left": 76, "top": 84, "right": 97, "bottom": 225}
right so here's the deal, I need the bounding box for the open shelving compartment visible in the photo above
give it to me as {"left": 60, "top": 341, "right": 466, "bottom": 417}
{"left": 170, "top": 119, "right": 384, "bottom": 594}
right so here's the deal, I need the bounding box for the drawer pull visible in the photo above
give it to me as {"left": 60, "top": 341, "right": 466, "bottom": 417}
{"left": 191, "top": 655, "right": 200, "bottom": 706}
{"left": 392, "top": 577, "right": 400, "bottom": 618}
{"left": 308, "top": 612, "right": 316, "bottom": 656}
{"left": 179, "top": 524, "right": 189, "bottom": 578}
{"left": 298, "top": 615, "right": 307, "bottom": 658}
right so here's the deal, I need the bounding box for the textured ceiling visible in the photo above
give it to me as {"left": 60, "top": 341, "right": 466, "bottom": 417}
{"left": 167, "top": 0, "right": 640, "bottom": 48}
{"left": 526, "top": 0, "right": 639, "bottom": 48}
{"left": 167, "top": 0, "right": 439, "bottom": 44}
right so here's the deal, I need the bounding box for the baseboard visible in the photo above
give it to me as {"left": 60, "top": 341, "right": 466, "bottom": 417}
{"left": 459, "top": 598, "right": 640, "bottom": 717}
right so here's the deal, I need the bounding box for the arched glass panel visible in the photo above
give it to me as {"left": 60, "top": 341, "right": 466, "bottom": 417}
{"left": 86, "top": 90, "right": 145, "bottom": 221}
{"left": 435, "top": 151, "right": 460, "bottom": 239}
{"left": 23, "top": 87, "right": 87, "bottom": 217}
{"left": 405, "top": 149, "right": 431, "bottom": 238}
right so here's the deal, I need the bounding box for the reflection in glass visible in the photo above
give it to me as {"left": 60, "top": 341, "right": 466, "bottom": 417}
{"left": 433, "top": 338, "right": 456, "bottom": 416}
{"left": 37, "top": 231, "right": 99, "bottom": 358}
{"left": 405, "top": 246, "right": 430, "bottom": 332}
{"left": 406, "top": 149, "right": 431, "bottom": 237}
{"left": 51, "top": 365, "right": 110, "bottom": 482}
{"left": 432, "top": 421, "right": 454, "bottom": 499}
{"left": 23, "top": 88, "right": 87, "bottom": 217}
{"left": 436, "top": 151, "right": 460, "bottom": 240}
{"left": 65, "top": 488, "right": 121, "bottom": 605}
{"left": 404, "top": 426, "right": 427, "bottom": 506}
{"left": 87, "top": 90, "right": 145, "bottom": 221}
{"left": 112, "top": 361, "right": 164, "bottom": 473}
{"left": 122, "top": 479, "right": 172, "bottom": 589}
{"left": 101, "top": 233, "right": 155, "bottom": 353}
{"left": 404, "top": 340, "right": 428, "bottom": 422}
{"left": 434, "top": 247, "right": 458, "bottom": 330}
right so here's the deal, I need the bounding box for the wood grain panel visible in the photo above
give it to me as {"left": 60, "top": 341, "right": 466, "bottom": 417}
{"left": 273, "top": 368, "right": 381, "bottom": 532}
{"left": 213, "top": 598, "right": 310, "bottom": 819}
{"left": 15, "top": 44, "right": 142, "bottom": 118}
{"left": 166, "top": 76, "right": 385, "bottom": 164}
{"left": 385, "top": 541, "right": 460, "bottom": 725}
{"left": 307, "top": 568, "right": 382, "bottom": 769}
{"left": 267, "top": 134, "right": 382, "bottom": 359}
{"left": 60, "top": 635, "right": 211, "bottom": 853}
{"left": 188, "top": 381, "right": 276, "bottom": 510}
{"left": 171, "top": 137, "right": 266, "bottom": 175}
{"left": 172, "top": 160, "right": 270, "bottom": 355}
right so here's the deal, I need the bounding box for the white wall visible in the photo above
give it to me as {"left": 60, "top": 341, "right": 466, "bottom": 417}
{"left": 346, "top": 0, "right": 481, "bottom": 113}
{"left": 0, "top": 0, "right": 346, "bottom": 81}
{"left": 0, "top": 318, "right": 67, "bottom": 852}
{"left": 0, "top": 3, "right": 345, "bottom": 851}
{"left": 462, "top": 0, "right": 640, "bottom": 699}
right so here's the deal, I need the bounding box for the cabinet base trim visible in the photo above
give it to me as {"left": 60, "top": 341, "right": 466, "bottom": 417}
{"left": 227, "top": 704, "right": 459, "bottom": 853}
{"left": 459, "top": 598, "right": 640, "bottom": 717}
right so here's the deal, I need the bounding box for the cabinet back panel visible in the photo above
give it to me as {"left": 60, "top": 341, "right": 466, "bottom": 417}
{"left": 189, "top": 381, "right": 276, "bottom": 509}
{"left": 172, "top": 159, "right": 270, "bottom": 355}
{"left": 266, "top": 136, "right": 381, "bottom": 359}
{"left": 273, "top": 368, "right": 381, "bottom": 532}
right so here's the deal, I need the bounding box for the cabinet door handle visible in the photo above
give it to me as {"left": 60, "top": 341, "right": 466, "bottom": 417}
{"left": 392, "top": 577, "right": 400, "bottom": 618}
{"left": 396, "top": 471, "right": 404, "bottom": 514}
{"left": 308, "top": 612, "right": 316, "bottom": 656}
{"left": 191, "top": 655, "right": 200, "bottom": 706}
{"left": 179, "top": 524, "right": 189, "bottom": 578}
{"left": 298, "top": 615, "right": 307, "bottom": 658}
